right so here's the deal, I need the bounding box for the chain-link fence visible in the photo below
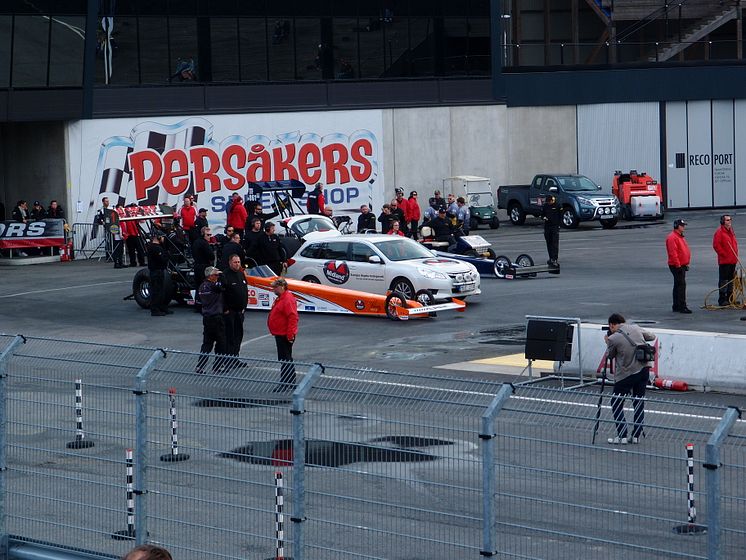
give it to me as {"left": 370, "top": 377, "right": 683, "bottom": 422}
{"left": 0, "top": 334, "right": 743, "bottom": 560}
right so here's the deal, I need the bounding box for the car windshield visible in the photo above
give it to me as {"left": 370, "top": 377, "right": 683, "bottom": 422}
{"left": 556, "top": 176, "right": 598, "bottom": 192}
{"left": 291, "top": 216, "right": 335, "bottom": 236}
{"left": 468, "top": 192, "right": 494, "bottom": 206}
{"left": 373, "top": 238, "right": 434, "bottom": 262}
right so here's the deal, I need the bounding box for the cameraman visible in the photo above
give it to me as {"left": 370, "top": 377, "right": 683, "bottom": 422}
{"left": 604, "top": 313, "right": 656, "bottom": 445}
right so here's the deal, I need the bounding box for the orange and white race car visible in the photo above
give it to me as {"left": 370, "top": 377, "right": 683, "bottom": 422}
{"left": 245, "top": 266, "right": 465, "bottom": 321}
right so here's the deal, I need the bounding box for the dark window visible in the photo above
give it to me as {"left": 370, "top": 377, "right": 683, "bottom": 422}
{"left": 268, "top": 16, "right": 296, "bottom": 80}
{"left": 111, "top": 0, "right": 138, "bottom": 16}
{"left": 292, "top": 18, "right": 322, "bottom": 81}
{"left": 95, "top": 17, "right": 139, "bottom": 85}
{"left": 357, "top": 16, "right": 385, "bottom": 78}
{"left": 138, "top": 0, "right": 169, "bottom": 16}
{"left": 168, "top": 0, "right": 198, "bottom": 16}
{"left": 169, "top": 17, "right": 199, "bottom": 82}
{"left": 350, "top": 242, "right": 376, "bottom": 262}
{"left": 1, "top": 1, "right": 87, "bottom": 14}
{"left": 333, "top": 17, "right": 357, "bottom": 79}
{"left": 210, "top": 18, "right": 239, "bottom": 82}
{"left": 320, "top": 241, "right": 349, "bottom": 260}
{"left": 208, "top": 0, "right": 239, "bottom": 16}
{"left": 0, "top": 16, "right": 10, "bottom": 87}
{"left": 382, "top": 18, "right": 408, "bottom": 77}
{"left": 409, "top": 17, "right": 435, "bottom": 76}
{"left": 138, "top": 17, "right": 170, "bottom": 83}
{"left": 49, "top": 15, "right": 85, "bottom": 86}
{"left": 238, "top": 18, "right": 268, "bottom": 81}
{"left": 300, "top": 244, "right": 321, "bottom": 258}
{"left": 12, "top": 15, "right": 50, "bottom": 87}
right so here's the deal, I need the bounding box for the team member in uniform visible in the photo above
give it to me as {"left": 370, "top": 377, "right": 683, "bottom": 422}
{"left": 194, "top": 208, "right": 209, "bottom": 238}
{"left": 196, "top": 266, "right": 226, "bottom": 374}
{"left": 394, "top": 188, "right": 410, "bottom": 235}
{"left": 267, "top": 278, "right": 299, "bottom": 392}
{"left": 223, "top": 254, "right": 249, "bottom": 362}
{"left": 227, "top": 193, "right": 248, "bottom": 239}
{"left": 243, "top": 217, "right": 264, "bottom": 266}
{"left": 192, "top": 226, "right": 214, "bottom": 310}
{"left": 220, "top": 232, "right": 245, "bottom": 269}
{"left": 541, "top": 192, "right": 561, "bottom": 266}
{"left": 306, "top": 183, "right": 325, "bottom": 215}
{"left": 378, "top": 203, "right": 394, "bottom": 232}
{"left": 454, "top": 197, "right": 471, "bottom": 235}
{"left": 666, "top": 218, "right": 692, "bottom": 313}
{"left": 178, "top": 196, "right": 198, "bottom": 243}
{"left": 407, "top": 191, "right": 421, "bottom": 238}
{"left": 712, "top": 214, "right": 739, "bottom": 306}
{"left": 357, "top": 204, "right": 377, "bottom": 233}
{"left": 258, "top": 221, "right": 286, "bottom": 275}
{"left": 147, "top": 233, "right": 171, "bottom": 316}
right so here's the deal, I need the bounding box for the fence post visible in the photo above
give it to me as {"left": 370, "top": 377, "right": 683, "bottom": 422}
{"left": 0, "top": 336, "right": 26, "bottom": 556}
{"left": 705, "top": 406, "right": 741, "bottom": 560}
{"left": 133, "top": 349, "right": 167, "bottom": 545}
{"left": 479, "top": 383, "right": 514, "bottom": 557}
{"left": 290, "top": 363, "right": 324, "bottom": 560}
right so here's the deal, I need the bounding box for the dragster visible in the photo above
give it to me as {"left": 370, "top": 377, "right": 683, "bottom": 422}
{"left": 244, "top": 266, "right": 466, "bottom": 321}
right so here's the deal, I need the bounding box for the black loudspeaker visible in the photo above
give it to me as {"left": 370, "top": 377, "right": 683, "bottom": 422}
{"left": 525, "top": 320, "right": 574, "bottom": 361}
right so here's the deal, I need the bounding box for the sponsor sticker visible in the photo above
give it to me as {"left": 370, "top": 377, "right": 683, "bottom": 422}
{"left": 354, "top": 299, "right": 365, "bottom": 310}
{"left": 323, "top": 260, "right": 350, "bottom": 284}
{"left": 304, "top": 305, "right": 316, "bottom": 311}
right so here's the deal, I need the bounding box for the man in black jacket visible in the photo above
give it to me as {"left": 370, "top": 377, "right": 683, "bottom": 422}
{"left": 242, "top": 217, "right": 263, "bottom": 266}
{"left": 196, "top": 266, "right": 226, "bottom": 374}
{"left": 222, "top": 254, "right": 249, "bottom": 362}
{"left": 357, "top": 204, "right": 377, "bottom": 233}
{"left": 147, "top": 234, "right": 172, "bottom": 316}
{"left": 220, "top": 232, "right": 245, "bottom": 270}
{"left": 258, "top": 221, "right": 286, "bottom": 275}
{"left": 389, "top": 199, "right": 406, "bottom": 233}
{"left": 30, "top": 201, "right": 46, "bottom": 220}
{"left": 191, "top": 226, "right": 214, "bottom": 310}
{"left": 541, "top": 192, "right": 562, "bottom": 266}
{"left": 245, "top": 202, "right": 279, "bottom": 231}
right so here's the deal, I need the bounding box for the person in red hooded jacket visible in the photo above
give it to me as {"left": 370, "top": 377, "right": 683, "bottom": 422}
{"left": 267, "top": 277, "right": 299, "bottom": 392}
{"left": 227, "top": 193, "right": 248, "bottom": 239}
{"left": 666, "top": 218, "right": 692, "bottom": 314}
{"left": 712, "top": 214, "right": 739, "bottom": 306}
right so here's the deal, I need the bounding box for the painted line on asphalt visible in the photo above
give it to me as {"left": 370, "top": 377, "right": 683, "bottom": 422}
{"left": 0, "top": 281, "right": 130, "bottom": 299}
{"left": 242, "top": 334, "right": 272, "bottom": 348}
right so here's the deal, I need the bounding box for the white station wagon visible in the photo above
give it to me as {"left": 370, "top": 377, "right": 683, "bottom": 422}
{"left": 286, "top": 234, "right": 481, "bottom": 302}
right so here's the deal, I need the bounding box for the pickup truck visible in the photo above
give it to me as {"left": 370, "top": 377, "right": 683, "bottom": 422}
{"left": 498, "top": 174, "right": 621, "bottom": 229}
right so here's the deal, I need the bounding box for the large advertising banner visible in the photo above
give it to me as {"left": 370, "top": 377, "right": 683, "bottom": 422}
{"left": 67, "top": 110, "right": 385, "bottom": 229}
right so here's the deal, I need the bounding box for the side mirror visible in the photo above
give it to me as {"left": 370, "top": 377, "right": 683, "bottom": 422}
{"left": 368, "top": 255, "right": 382, "bottom": 264}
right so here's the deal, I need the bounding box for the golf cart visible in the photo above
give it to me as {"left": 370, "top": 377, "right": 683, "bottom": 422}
{"left": 442, "top": 176, "right": 500, "bottom": 230}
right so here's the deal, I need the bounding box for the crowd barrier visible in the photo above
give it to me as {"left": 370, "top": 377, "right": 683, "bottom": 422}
{"left": 0, "top": 334, "right": 743, "bottom": 560}
{"left": 561, "top": 323, "right": 746, "bottom": 393}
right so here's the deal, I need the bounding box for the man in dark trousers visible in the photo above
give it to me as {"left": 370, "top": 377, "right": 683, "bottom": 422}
{"left": 267, "top": 277, "right": 298, "bottom": 392}
{"left": 196, "top": 266, "right": 226, "bottom": 374}
{"left": 258, "top": 221, "right": 286, "bottom": 275}
{"left": 666, "top": 218, "right": 692, "bottom": 313}
{"left": 541, "top": 192, "right": 561, "bottom": 266}
{"left": 306, "top": 182, "right": 325, "bottom": 215}
{"left": 192, "top": 226, "right": 214, "bottom": 311}
{"left": 712, "top": 214, "right": 739, "bottom": 306}
{"left": 223, "top": 254, "right": 249, "bottom": 364}
{"left": 147, "top": 233, "right": 171, "bottom": 316}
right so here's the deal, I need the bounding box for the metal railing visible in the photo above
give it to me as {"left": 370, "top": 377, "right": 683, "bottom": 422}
{"left": 0, "top": 334, "right": 743, "bottom": 560}
{"left": 71, "top": 222, "right": 111, "bottom": 261}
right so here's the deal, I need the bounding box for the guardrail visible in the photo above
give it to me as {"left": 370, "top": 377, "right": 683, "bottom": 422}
{"left": 0, "top": 334, "right": 743, "bottom": 560}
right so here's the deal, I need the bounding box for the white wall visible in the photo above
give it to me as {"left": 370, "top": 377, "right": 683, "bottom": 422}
{"left": 577, "top": 102, "right": 661, "bottom": 192}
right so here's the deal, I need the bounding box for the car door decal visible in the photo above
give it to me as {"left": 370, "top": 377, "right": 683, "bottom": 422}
{"left": 323, "top": 260, "right": 350, "bottom": 284}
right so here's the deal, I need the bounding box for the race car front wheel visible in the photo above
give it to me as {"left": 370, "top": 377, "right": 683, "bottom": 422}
{"left": 133, "top": 269, "right": 151, "bottom": 309}
{"left": 493, "top": 255, "right": 511, "bottom": 279}
{"left": 385, "top": 291, "right": 410, "bottom": 321}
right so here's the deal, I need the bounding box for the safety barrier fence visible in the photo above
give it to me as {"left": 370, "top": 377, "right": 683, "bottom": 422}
{"left": 71, "top": 223, "right": 110, "bottom": 260}
{"left": 0, "top": 334, "right": 743, "bottom": 560}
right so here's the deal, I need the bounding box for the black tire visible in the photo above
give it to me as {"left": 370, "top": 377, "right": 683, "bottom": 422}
{"left": 601, "top": 218, "right": 617, "bottom": 229}
{"left": 508, "top": 203, "right": 526, "bottom": 226}
{"left": 515, "top": 253, "right": 537, "bottom": 277}
{"left": 469, "top": 217, "right": 479, "bottom": 231}
{"left": 385, "top": 291, "right": 409, "bottom": 321}
{"left": 415, "top": 289, "right": 435, "bottom": 306}
{"left": 561, "top": 207, "right": 579, "bottom": 229}
{"left": 389, "top": 277, "right": 415, "bottom": 301}
{"left": 493, "top": 255, "right": 511, "bottom": 279}
{"left": 302, "top": 275, "right": 320, "bottom": 284}
{"left": 133, "top": 269, "right": 151, "bottom": 309}
{"left": 622, "top": 204, "right": 632, "bottom": 221}
{"left": 489, "top": 216, "right": 500, "bottom": 229}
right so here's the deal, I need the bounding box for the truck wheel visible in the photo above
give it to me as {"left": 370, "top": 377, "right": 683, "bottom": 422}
{"left": 489, "top": 216, "right": 500, "bottom": 229}
{"left": 508, "top": 203, "right": 526, "bottom": 225}
{"left": 601, "top": 218, "right": 617, "bottom": 229}
{"left": 561, "top": 207, "right": 579, "bottom": 229}
{"left": 469, "top": 217, "right": 479, "bottom": 231}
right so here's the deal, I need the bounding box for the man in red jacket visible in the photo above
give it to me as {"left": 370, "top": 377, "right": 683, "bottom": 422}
{"left": 227, "top": 193, "right": 248, "bottom": 239}
{"left": 178, "top": 196, "right": 198, "bottom": 242}
{"left": 666, "top": 218, "right": 692, "bottom": 314}
{"left": 712, "top": 214, "right": 739, "bottom": 306}
{"left": 267, "top": 277, "right": 299, "bottom": 392}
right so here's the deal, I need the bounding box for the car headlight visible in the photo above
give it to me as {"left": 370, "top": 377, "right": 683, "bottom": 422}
{"left": 418, "top": 267, "right": 447, "bottom": 280}
{"left": 576, "top": 196, "right": 595, "bottom": 206}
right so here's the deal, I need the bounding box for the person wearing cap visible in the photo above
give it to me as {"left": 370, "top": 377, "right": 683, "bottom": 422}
{"left": 192, "top": 226, "right": 215, "bottom": 311}
{"left": 713, "top": 214, "right": 739, "bottom": 306}
{"left": 147, "top": 233, "right": 171, "bottom": 316}
{"left": 394, "top": 188, "right": 410, "bottom": 235}
{"left": 357, "top": 204, "right": 377, "bottom": 233}
{"left": 407, "top": 191, "right": 421, "bottom": 238}
{"left": 258, "top": 221, "right": 286, "bottom": 275}
{"left": 267, "top": 277, "right": 299, "bottom": 391}
{"left": 306, "top": 182, "right": 325, "bottom": 215}
{"left": 429, "top": 190, "right": 446, "bottom": 212}
{"left": 196, "top": 266, "right": 227, "bottom": 374}
{"left": 30, "top": 201, "right": 46, "bottom": 221}
{"left": 194, "top": 208, "right": 209, "bottom": 239}
{"left": 429, "top": 207, "right": 455, "bottom": 248}
{"left": 227, "top": 193, "right": 248, "bottom": 239}
{"left": 666, "top": 219, "right": 692, "bottom": 313}
{"left": 541, "top": 190, "right": 562, "bottom": 266}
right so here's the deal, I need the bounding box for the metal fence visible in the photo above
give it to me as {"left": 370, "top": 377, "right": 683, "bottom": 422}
{"left": 0, "top": 334, "right": 743, "bottom": 560}
{"left": 72, "top": 223, "right": 111, "bottom": 260}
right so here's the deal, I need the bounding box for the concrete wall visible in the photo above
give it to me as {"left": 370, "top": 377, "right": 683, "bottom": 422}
{"left": 0, "top": 122, "right": 67, "bottom": 219}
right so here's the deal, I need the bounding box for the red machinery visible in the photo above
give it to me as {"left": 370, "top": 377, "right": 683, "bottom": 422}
{"left": 612, "top": 170, "right": 665, "bottom": 220}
